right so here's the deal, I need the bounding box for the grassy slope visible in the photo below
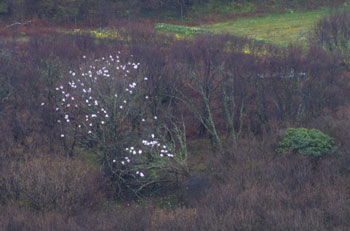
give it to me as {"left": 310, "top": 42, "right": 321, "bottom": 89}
{"left": 156, "top": 6, "right": 342, "bottom": 46}
{"left": 203, "top": 8, "right": 329, "bottom": 46}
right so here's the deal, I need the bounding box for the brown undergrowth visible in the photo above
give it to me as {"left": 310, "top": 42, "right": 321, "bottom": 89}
{"left": 1, "top": 13, "right": 350, "bottom": 230}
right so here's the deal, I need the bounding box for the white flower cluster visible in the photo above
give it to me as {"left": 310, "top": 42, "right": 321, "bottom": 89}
{"left": 141, "top": 137, "right": 174, "bottom": 157}
{"left": 54, "top": 53, "right": 174, "bottom": 178}
{"left": 111, "top": 130, "right": 175, "bottom": 178}
{"left": 55, "top": 53, "right": 141, "bottom": 135}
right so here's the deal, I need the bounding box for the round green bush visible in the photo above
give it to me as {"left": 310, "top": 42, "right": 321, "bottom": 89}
{"left": 277, "top": 128, "right": 336, "bottom": 157}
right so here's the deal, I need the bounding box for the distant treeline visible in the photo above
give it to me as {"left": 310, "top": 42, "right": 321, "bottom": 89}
{"left": 0, "top": 0, "right": 344, "bottom": 23}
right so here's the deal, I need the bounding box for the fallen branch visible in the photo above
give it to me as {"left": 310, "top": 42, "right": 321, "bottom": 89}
{"left": 5, "top": 20, "right": 32, "bottom": 29}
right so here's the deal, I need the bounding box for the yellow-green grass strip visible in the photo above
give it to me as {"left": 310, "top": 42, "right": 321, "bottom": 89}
{"left": 157, "top": 6, "right": 346, "bottom": 46}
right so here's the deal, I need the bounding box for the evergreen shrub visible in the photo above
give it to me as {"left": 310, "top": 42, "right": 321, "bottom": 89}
{"left": 277, "top": 128, "right": 336, "bottom": 157}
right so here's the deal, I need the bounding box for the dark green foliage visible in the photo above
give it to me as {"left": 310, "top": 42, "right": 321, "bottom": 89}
{"left": 0, "top": 2, "right": 8, "bottom": 13}
{"left": 278, "top": 128, "right": 336, "bottom": 156}
{"left": 1, "top": 0, "right": 346, "bottom": 23}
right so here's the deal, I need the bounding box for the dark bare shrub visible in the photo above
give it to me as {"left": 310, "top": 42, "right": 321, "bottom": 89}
{"left": 180, "top": 171, "right": 211, "bottom": 206}
{"left": 3, "top": 156, "right": 111, "bottom": 213}
{"left": 313, "top": 7, "right": 350, "bottom": 70}
{"left": 312, "top": 106, "right": 350, "bottom": 148}
{"left": 152, "top": 207, "right": 198, "bottom": 231}
{"left": 0, "top": 204, "right": 154, "bottom": 231}
{"left": 183, "top": 137, "right": 350, "bottom": 231}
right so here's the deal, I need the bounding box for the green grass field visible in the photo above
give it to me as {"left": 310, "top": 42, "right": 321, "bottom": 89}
{"left": 156, "top": 6, "right": 343, "bottom": 46}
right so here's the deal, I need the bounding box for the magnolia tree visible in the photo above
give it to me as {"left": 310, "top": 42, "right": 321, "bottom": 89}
{"left": 50, "top": 52, "right": 186, "bottom": 198}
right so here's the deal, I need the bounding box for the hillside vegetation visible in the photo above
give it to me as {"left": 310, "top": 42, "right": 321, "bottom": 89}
{"left": 1, "top": 1, "right": 350, "bottom": 230}
{"left": 156, "top": 5, "right": 350, "bottom": 46}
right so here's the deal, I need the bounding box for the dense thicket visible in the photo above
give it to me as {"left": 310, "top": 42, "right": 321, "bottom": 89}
{"left": 314, "top": 7, "right": 350, "bottom": 71}
{"left": 1, "top": 7, "right": 350, "bottom": 230}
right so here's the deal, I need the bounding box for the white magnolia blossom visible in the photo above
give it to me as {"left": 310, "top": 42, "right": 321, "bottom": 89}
{"left": 55, "top": 53, "right": 175, "bottom": 180}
